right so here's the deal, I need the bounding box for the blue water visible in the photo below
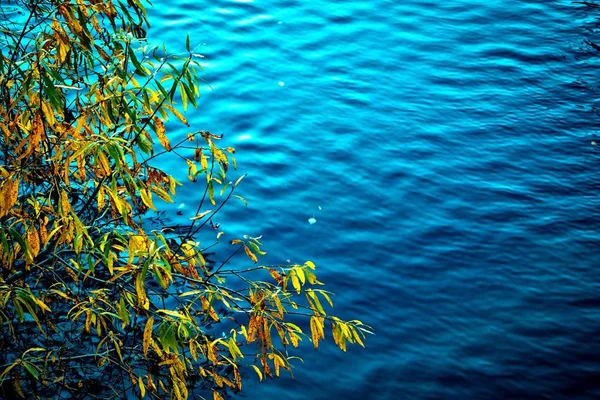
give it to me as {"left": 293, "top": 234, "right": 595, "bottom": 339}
{"left": 147, "top": 1, "right": 600, "bottom": 399}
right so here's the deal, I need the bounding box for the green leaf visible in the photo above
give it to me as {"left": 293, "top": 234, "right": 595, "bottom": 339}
{"left": 208, "top": 180, "right": 215, "bottom": 206}
{"left": 128, "top": 46, "right": 148, "bottom": 76}
{"left": 248, "top": 241, "right": 266, "bottom": 256}
{"left": 9, "top": 228, "right": 30, "bottom": 262}
{"left": 41, "top": 71, "right": 63, "bottom": 110}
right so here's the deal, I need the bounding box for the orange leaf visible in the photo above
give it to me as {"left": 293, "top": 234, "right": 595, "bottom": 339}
{"left": 244, "top": 245, "right": 258, "bottom": 263}
{"left": 153, "top": 117, "right": 171, "bottom": 151}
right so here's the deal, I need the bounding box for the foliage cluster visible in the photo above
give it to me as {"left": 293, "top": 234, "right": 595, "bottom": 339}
{"left": 0, "top": 1, "right": 370, "bottom": 399}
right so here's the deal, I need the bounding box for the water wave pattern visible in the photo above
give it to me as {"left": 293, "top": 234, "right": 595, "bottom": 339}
{"left": 148, "top": 1, "right": 600, "bottom": 398}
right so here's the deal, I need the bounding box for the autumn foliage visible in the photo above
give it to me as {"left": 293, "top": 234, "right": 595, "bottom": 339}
{"left": 0, "top": 1, "right": 370, "bottom": 399}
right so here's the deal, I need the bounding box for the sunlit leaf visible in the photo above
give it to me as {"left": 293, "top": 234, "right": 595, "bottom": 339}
{"left": 190, "top": 210, "right": 212, "bottom": 220}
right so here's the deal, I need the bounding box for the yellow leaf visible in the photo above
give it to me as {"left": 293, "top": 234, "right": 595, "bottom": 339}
{"left": 168, "top": 176, "right": 181, "bottom": 195}
{"left": 35, "top": 299, "right": 51, "bottom": 313}
{"left": 0, "top": 177, "right": 18, "bottom": 218}
{"left": 310, "top": 315, "right": 325, "bottom": 350}
{"left": 350, "top": 326, "right": 365, "bottom": 347}
{"left": 153, "top": 117, "right": 171, "bottom": 151}
{"left": 139, "top": 188, "right": 157, "bottom": 211}
{"left": 250, "top": 365, "right": 263, "bottom": 381}
{"left": 165, "top": 104, "right": 188, "bottom": 126}
{"left": 189, "top": 340, "right": 198, "bottom": 361}
{"left": 41, "top": 101, "right": 56, "bottom": 126}
{"left": 138, "top": 375, "right": 146, "bottom": 398}
{"left": 129, "top": 235, "right": 148, "bottom": 254}
{"left": 227, "top": 337, "right": 243, "bottom": 361}
{"left": 157, "top": 309, "right": 190, "bottom": 321}
{"left": 186, "top": 159, "right": 197, "bottom": 181}
{"left": 135, "top": 272, "right": 149, "bottom": 310}
{"left": 60, "top": 190, "right": 71, "bottom": 215}
{"left": 289, "top": 330, "right": 300, "bottom": 347}
{"left": 97, "top": 151, "right": 111, "bottom": 176}
{"left": 200, "top": 153, "right": 208, "bottom": 171}
{"left": 143, "top": 317, "right": 154, "bottom": 356}
{"left": 29, "top": 110, "right": 43, "bottom": 154}
{"left": 295, "top": 266, "right": 306, "bottom": 285}
{"left": 27, "top": 227, "right": 40, "bottom": 259}
{"left": 150, "top": 185, "right": 174, "bottom": 203}
{"left": 189, "top": 210, "right": 212, "bottom": 221}
{"left": 305, "top": 260, "right": 316, "bottom": 270}
{"left": 244, "top": 245, "right": 258, "bottom": 264}
{"left": 290, "top": 270, "right": 301, "bottom": 294}
{"left": 97, "top": 184, "right": 106, "bottom": 210}
{"left": 214, "top": 391, "right": 224, "bottom": 400}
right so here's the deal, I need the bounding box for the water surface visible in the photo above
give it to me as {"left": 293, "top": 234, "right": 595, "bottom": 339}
{"left": 148, "top": 1, "right": 600, "bottom": 398}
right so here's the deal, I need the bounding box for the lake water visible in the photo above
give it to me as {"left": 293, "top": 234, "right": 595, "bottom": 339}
{"left": 147, "top": 1, "right": 600, "bottom": 399}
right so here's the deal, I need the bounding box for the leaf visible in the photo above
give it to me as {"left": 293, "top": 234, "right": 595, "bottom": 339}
{"left": 233, "top": 174, "right": 245, "bottom": 187}
{"left": 138, "top": 375, "right": 146, "bottom": 398}
{"left": 157, "top": 309, "right": 190, "bottom": 321}
{"left": 186, "top": 159, "right": 197, "bottom": 181}
{"left": 227, "top": 336, "right": 243, "bottom": 361}
{"left": 42, "top": 71, "right": 63, "bottom": 109}
{"left": 243, "top": 245, "right": 258, "bottom": 264}
{"left": 0, "top": 177, "right": 18, "bottom": 218}
{"left": 153, "top": 117, "right": 171, "bottom": 151}
{"left": 150, "top": 185, "right": 174, "bottom": 203}
{"left": 233, "top": 195, "right": 248, "bottom": 206}
{"left": 251, "top": 364, "right": 263, "bottom": 381}
{"left": 165, "top": 104, "right": 188, "bottom": 126}
{"left": 269, "top": 268, "right": 283, "bottom": 286}
{"left": 290, "top": 270, "right": 301, "bottom": 294}
{"left": 307, "top": 290, "right": 325, "bottom": 315}
{"left": 248, "top": 241, "right": 267, "bottom": 256}
{"left": 34, "top": 298, "right": 52, "bottom": 313}
{"left": 214, "top": 391, "right": 224, "bottom": 400}
{"left": 128, "top": 46, "right": 149, "bottom": 76}
{"left": 27, "top": 227, "right": 40, "bottom": 260}
{"left": 189, "top": 210, "right": 212, "bottom": 221}
{"left": 135, "top": 272, "right": 149, "bottom": 310}
{"left": 23, "top": 362, "right": 39, "bottom": 380}
{"left": 143, "top": 317, "right": 154, "bottom": 356}
{"left": 139, "top": 188, "right": 157, "bottom": 211}
{"left": 310, "top": 315, "right": 325, "bottom": 350}
{"left": 207, "top": 180, "right": 215, "bottom": 206}
{"left": 350, "top": 326, "right": 365, "bottom": 347}
{"left": 295, "top": 266, "right": 306, "bottom": 285}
